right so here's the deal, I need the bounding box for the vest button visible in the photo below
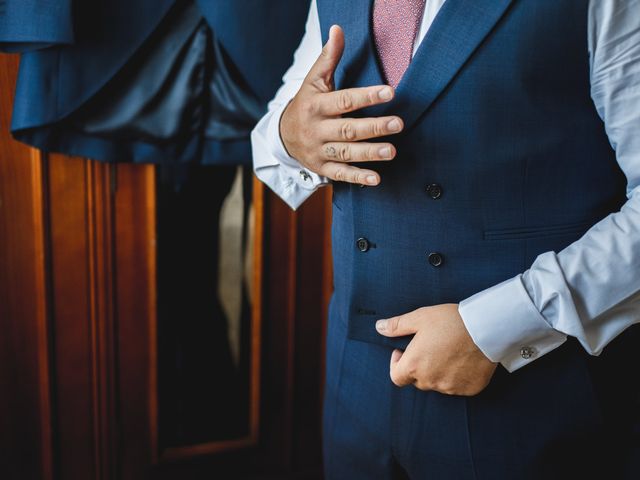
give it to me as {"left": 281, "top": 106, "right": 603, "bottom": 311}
{"left": 428, "top": 252, "right": 444, "bottom": 267}
{"left": 356, "top": 237, "right": 370, "bottom": 252}
{"left": 426, "top": 183, "right": 443, "bottom": 199}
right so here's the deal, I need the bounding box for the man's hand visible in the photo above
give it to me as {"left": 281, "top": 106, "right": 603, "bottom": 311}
{"left": 280, "top": 25, "right": 404, "bottom": 186}
{"left": 375, "top": 304, "right": 497, "bottom": 396}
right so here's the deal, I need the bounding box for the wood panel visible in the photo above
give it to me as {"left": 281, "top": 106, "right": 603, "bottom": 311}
{"left": 0, "top": 54, "right": 53, "bottom": 480}
{"left": 255, "top": 186, "right": 333, "bottom": 478}
{"left": 113, "top": 163, "right": 157, "bottom": 479}
{"left": 292, "top": 188, "right": 331, "bottom": 471}
{"left": 47, "top": 155, "right": 118, "bottom": 480}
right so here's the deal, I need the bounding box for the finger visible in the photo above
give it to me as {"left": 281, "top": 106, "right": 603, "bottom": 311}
{"left": 375, "top": 312, "right": 420, "bottom": 337}
{"left": 321, "top": 116, "right": 404, "bottom": 142}
{"left": 306, "top": 25, "right": 345, "bottom": 92}
{"left": 318, "top": 162, "right": 381, "bottom": 186}
{"left": 390, "top": 349, "right": 413, "bottom": 387}
{"left": 391, "top": 349, "right": 403, "bottom": 365}
{"left": 321, "top": 142, "right": 396, "bottom": 163}
{"left": 319, "top": 85, "right": 395, "bottom": 116}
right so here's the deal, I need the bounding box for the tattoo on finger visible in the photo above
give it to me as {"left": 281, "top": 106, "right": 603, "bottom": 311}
{"left": 326, "top": 145, "right": 337, "bottom": 158}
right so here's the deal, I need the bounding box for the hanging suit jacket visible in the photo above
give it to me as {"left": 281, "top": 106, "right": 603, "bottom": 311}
{"left": 0, "top": 0, "right": 310, "bottom": 165}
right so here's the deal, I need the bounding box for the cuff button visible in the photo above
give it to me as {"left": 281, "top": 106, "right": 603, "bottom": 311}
{"left": 299, "top": 170, "right": 311, "bottom": 182}
{"left": 520, "top": 346, "right": 536, "bottom": 360}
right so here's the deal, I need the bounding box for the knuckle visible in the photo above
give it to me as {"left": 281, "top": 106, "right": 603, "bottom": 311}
{"left": 352, "top": 171, "right": 363, "bottom": 184}
{"left": 467, "top": 381, "right": 487, "bottom": 396}
{"left": 470, "top": 386, "right": 485, "bottom": 396}
{"left": 388, "top": 317, "right": 400, "bottom": 333}
{"left": 371, "top": 120, "right": 384, "bottom": 137}
{"left": 302, "top": 127, "right": 315, "bottom": 143}
{"left": 340, "top": 122, "right": 356, "bottom": 141}
{"left": 338, "top": 145, "right": 351, "bottom": 162}
{"left": 338, "top": 91, "right": 353, "bottom": 111}
{"left": 310, "top": 155, "right": 324, "bottom": 169}
{"left": 406, "top": 363, "right": 418, "bottom": 380}
{"left": 301, "top": 99, "right": 318, "bottom": 117}
{"left": 334, "top": 168, "right": 346, "bottom": 181}
{"left": 414, "top": 380, "right": 430, "bottom": 391}
{"left": 435, "top": 381, "right": 456, "bottom": 396}
{"left": 463, "top": 387, "right": 479, "bottom": 397}
{"left": 367, "top": 89, "right": 377, "bottom": 105}
{"left": 437, "top": 382, "right": 452, "bottom": 394}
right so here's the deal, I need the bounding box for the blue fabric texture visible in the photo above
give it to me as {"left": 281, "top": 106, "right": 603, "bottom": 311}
{"left": 0, "top": 0, "right": 74, "bottom": 52}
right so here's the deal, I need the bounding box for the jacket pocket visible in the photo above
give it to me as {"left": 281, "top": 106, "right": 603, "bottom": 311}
{"left": 484, "top": 220, "right": 594, "bottom": 240}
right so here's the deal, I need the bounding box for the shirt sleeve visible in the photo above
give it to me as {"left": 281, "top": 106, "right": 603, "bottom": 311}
{"left": 0, "top": 0, "right": 74, "bottom": 53}
{"left": 459, "top": 0, "right": 640, "bottom": 372}
{"left": 250, "top": 0, "right": 330, "bottom": 211}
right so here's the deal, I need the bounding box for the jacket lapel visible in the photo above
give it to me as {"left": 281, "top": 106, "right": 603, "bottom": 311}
{"left": 332, "top": 0, "right": 386, "bottom": 90}
{"left": 372, "top": 0, "right": 515, "bottom": 127}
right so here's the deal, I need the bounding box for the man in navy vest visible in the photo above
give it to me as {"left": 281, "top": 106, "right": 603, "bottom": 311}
{"left": 253, "top": 0, "right": 640, "bottom": 478}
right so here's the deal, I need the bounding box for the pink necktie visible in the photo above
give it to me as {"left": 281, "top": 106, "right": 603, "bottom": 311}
{"left": 373, "top": 0, "right": 427, "bottom": 88}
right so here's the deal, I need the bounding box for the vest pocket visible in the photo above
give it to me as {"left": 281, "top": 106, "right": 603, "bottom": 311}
{"left": 483, "top": 220, "right": 594, "bottom": 240}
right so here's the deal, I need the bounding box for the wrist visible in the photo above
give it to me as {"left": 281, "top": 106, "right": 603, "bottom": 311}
{"left": 278, "top": 99, "right": 296, "bottom": 159}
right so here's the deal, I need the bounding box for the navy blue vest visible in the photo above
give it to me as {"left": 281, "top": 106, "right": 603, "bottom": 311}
{"left": 319, "top": 0, "right": 627, "bottom": 349}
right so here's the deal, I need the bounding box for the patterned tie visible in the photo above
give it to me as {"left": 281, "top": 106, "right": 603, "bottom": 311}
{"left": 373, "top": 0, "right": 427, "bottom": 88}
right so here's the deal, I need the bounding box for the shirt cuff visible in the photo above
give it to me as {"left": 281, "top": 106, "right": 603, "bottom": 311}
{"left": 458, "top": 275, "right": 568, "bottom": 372}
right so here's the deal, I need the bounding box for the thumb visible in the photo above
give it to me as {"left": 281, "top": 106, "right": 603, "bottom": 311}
{"left": 376, "top": 313, "right": 419, "bottom": 337}
{"left": 391, "top": 349, "right": 404, "bottom": 366}
{"left": 308, "top": 24, "right": 345, "bottom": 92}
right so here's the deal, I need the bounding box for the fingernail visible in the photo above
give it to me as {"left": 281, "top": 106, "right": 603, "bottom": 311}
{"left": 388, "top": 119, "right": 401, "bottom": 132}
{"left": 379, "top": 146, "right": 392, "bottom": 158}
{"left": 366, "top": 175, "right": 378, "bottom": 185}
{"left": 376, "top": 320, "right": 387, "bottom": 332}
{"left": 378, "top": 87, "right": 393, "bottom": 101}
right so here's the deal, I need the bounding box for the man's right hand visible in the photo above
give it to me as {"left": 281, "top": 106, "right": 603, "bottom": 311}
{"left": 280, "top": 25, "right": 404, "bottom": 186}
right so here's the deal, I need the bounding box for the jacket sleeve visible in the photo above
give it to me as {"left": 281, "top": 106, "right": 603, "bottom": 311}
{"left": 0, "top": 0, "right": 73, "bottom": 52}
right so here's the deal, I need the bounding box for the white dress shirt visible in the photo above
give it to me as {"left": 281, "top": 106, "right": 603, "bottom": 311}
{"left": 251, "top": 0, "right": 640, "bottom": 372}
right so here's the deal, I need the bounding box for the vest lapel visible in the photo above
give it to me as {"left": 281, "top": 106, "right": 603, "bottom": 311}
{"left": 332, "top": 0, "right": 385, "bottom": 90}
{"left": 371, "top": 0, "right": 515, "bottom": 127}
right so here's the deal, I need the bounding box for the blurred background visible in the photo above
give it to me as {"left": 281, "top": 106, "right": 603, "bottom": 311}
{"left": 0, "top": 1, "right": 335, "bottom": 478}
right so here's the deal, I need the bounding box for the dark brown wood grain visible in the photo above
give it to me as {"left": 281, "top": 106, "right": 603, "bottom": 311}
{"left": 0, "top": 54, "right": 53, "bottom": 480}
{"left": 46, "top": 154, "right": 118, "bottom": 480}
{"left": 113, "top": 163, "right": 157, "bottom": 479}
